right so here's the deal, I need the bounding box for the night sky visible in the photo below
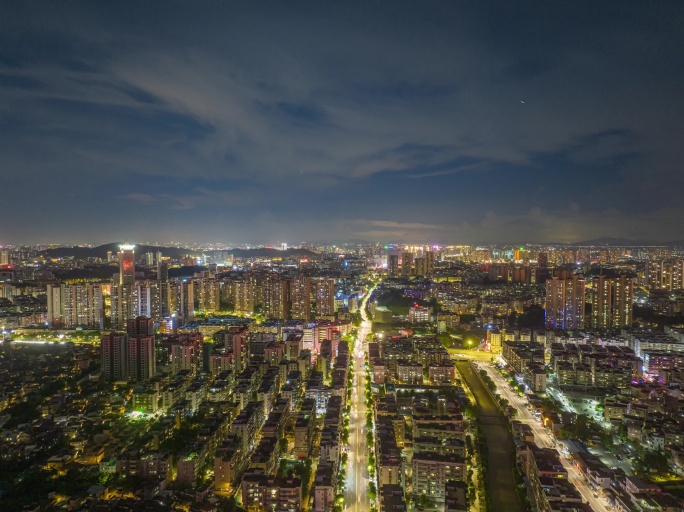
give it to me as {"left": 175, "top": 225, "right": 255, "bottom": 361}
{"left": 1, "top": 1, "right": 683, "bottom": 245}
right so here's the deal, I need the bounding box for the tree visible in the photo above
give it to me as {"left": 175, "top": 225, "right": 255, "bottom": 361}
{"left": 601, "top": 430, "right": 614, "bottom": 451}
{"left": 618, "top": 423, "right": 629, "bottom": 442}
{"left": 368, "top": 482, "right": 377, "bottom": 501}
{"left": 638, "top": 450, "right": 669, "bottom": 473}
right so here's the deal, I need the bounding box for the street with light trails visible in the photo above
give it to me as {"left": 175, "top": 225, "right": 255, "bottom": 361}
{"left": 344, "top": 285, "right": 375, "bottom": 512}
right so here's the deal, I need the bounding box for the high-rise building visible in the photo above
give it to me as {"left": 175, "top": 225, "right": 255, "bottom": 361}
{"left": 645, "top": 260, "right": 684, "bottom": 291}
{"left": 111, "top": 284, "right": 134, "bottom": 330}
{"left": 291, "top": 276, "right": 311, "bottom": 321}
{"left": 537, "top": 252, "right": 549, "bottom": 283}
{"left": 46, "top": 283, "right": 104, "bottom": 329}
{"left": 101, "top": 332, "right": 129, "bottom": 381}
{"left": 119, "top": 244, "right": 136, "bottom": 286}
{"left": 425, "top": 250, "right": 435, "bottom": 276}
{"left": 165, "top": 280, "right": 195, "bottom": 323}
{"left": 414, "top": 257, "right": 426, "bottom": 277}
{"left": 511, "top": 266, "right": 531, "bottom": 283}
{"left": 592, "top": 276, "right": 611, "bottom": 330}
{"left": 591, "top": 275, "right": 634, "bottom": 330}
{"left": 233, "top": 277, "right": 256, "bottom": 314}
{"left": 612, "top": 275, "right": 634, "bottom": 329}
{"left": 401, "top": 252, "right": 413, "bottom": 277}
{"left": 232, "top": 326, "right": 249, "bottom": 373}
{"left": 0, "top": 250, "right": 11, "bottom": 266}
{"left": 545, "top": 276, "right": 586, "bottom": 330}
{"left": 388, "top": 254, "right": 399, "bottom": 277}
{"left": 315, "top": 279, "right": 335, "bottom": 317}
{"left": 196, "top": 279, "right": 221, "bottom": 313}
{"left": 171, "top": 341, "right": 198, "bottom": 375}
{"left": 672, "top": 261, "right": 684, "bottom": 290}
{"left": 46, "top": 284, "right": 63, "bottom": 328}
{"left": 63, "top": 283, "right": 103, "bottom": 329}
{"left": 127, "top": 316, "right": 154, "bottom": 337}
{"left": 157, "top": 259, "right": 169, "bottom": 282}
{"left": 128, "top": 335, "right": 156, "bottom": 382}
{"left": 145, "top": 252, "right": 155, "bottom": 266}
{"left": 133, "top": 280, "right": 162, "bottom": 320}
{"left": 179, "top": 280, "right": 194, "bottom": 323}
{"left": 261, "top": 274, "right": 289, "bottom": 319}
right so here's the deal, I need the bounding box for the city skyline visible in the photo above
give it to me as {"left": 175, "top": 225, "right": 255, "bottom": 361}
{"left": 1, "top": 1, "right": 683, "bottom": 244}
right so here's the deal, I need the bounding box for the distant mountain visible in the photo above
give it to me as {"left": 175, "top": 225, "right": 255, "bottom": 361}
{"left": 569, "top": 237, "right": 684, "bottom": 247}
{"left": 40, "top": 243, "right": 316, "bottom": 260}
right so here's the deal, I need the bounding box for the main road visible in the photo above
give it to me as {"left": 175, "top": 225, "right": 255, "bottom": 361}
{"left": 344, "top": 284, "right": 375, "bottom": 512}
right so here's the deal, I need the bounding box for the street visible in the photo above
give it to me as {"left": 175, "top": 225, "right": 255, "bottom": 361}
{"left": 344, "top": 286, "right": 375, "bottom": 512}
{"left": 481, "top": 363, "right": 613, "bottom": 511}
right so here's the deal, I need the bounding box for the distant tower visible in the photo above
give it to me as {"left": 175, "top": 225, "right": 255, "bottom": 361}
{"left": 119, "top": 243, "right": 136, "bottom": 286}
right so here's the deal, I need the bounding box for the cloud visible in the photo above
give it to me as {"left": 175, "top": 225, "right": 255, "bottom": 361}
{"left": 121, "top": 193, "right": 155, "bottom": 204}
{"left": 357, "top": 220, "right": 439, "bottom": 230}
{"left": 0, "top": 2, "right": 683, "bottom": 243}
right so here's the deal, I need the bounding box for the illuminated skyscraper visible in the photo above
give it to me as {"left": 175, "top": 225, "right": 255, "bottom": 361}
{"left": 261, "top": 274, "right": 290, "bottom": 319}
{"left": 537, "top": 252, "right": 549, "bottom": 283}
{"left": 176, "top": 280, "right": 194, "bottom": 323}
{"left": 128, "top": 335, "right": 156, "bottom": 382}
{"left": 196, "top": 279, "right": 221, "bottom": 313}
{"left": 401, "top": 252, "right": 413, "bottom": 277}
{"left": 133, "top": 280, "right": 162, "bottom": 320}
{"left": 291, "top": 276, "right": 311, "bottom": 321}
{"left": 46, "top": 284, "right": 63, "bottom": 328}
{"left": 110, "top": 283, "right": 134, "bottom": 330}
{"left": 545, "top": 276, "right": 586, "bottom": 330}
{"left": 127, "top": 315, "right": 154, "bottom": 337}
{"left": 425, "top": 249, "right": 435, "bottom": 275}
{"left": 388, "top": 254, "right": 399, "bottom": 277}
{"left": 591, "top": 275, "right": 634, "bottom": 330}
{"left": 611, "top": 275, "right": 634, "bottom": 329}
{"left": 101, "top": 332, "right": 129, "bottom": 381}
{"left": 591, "top": 276, "right": 612, "bottom": 330}
{"left": 233, "top": 277, "right": 256, "bottom": 314}
{"left": 315, "top": 278, "right": 335, "bottom": 317}
{"left": 119, "top": 244, "right": 136, "bottom": 286}
{"left": 414, "top": 257, "right": 426, "bottom": 277}
{"left": 61, "top": 283, "right": 104, "bottom": 329}
{"left": 645, "top": 260, "right": 684, "bottom": 290}
{"left": 0, "top": 250, "right": 11, "bottom": 266}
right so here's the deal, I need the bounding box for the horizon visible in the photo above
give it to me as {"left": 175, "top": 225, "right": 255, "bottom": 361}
{"left": 4, "top": 235, "right": 684, "bottom": 250}
{"left": 2, "top": 2, "right": 683, "bottom": 243}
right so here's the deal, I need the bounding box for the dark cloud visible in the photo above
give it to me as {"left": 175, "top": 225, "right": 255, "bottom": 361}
{"left": 0, "top": 1, "right": 682, "bottom": 244}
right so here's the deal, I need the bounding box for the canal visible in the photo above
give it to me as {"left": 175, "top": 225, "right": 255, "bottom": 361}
{"left": 457, "top": 361, "right": 524, "bottom": 512}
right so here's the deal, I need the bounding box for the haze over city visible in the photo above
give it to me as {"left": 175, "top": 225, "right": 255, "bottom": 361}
{"left": 1, "top": 1, "right": 683, "bottom": 244}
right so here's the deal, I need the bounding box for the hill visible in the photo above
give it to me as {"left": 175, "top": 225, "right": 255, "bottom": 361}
{"left": 40, "top": 243, "right": 316, "bottom": 260}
